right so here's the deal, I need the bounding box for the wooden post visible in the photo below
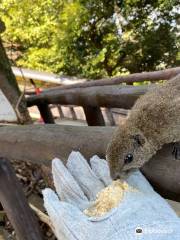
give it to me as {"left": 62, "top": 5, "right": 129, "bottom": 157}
{"left": 0, "top": 157, "right": 43, "bottom": 240}
{"left": 104, "top": 108, "right": 115, "bottom": 126}
{"left": 57, "top": 105, "right": 64, "bottom": 119}
{"left": 83, "top": 106, "right": 105, "bottom": 126}
{"left": 37, "top": 103, "right": 55, "bottom": 124}
{"left": 69, "top": 106, "right": 77, "bottom": 120}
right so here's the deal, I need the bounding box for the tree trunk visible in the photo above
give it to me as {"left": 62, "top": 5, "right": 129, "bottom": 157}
{"left": 0, "top": 125, "right": 180, "bottom": 202}
{"left": 0, "top": 38, "right": 31, "bottom": 124}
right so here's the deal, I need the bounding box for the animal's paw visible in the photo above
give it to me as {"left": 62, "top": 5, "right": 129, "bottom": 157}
{"left": 172, "top": 142, "right": 180, "bottom": 160}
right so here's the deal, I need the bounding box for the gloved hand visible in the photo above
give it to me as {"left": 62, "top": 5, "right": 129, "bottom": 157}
{"left": 43, "top": 151, "right": 180, "bottom": 240}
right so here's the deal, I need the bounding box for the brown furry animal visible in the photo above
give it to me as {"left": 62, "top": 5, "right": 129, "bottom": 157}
{"left": 106, "top": 74, "right": 180, "bottom": 180}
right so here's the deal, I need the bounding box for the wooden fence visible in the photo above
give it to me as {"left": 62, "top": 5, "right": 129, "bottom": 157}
{"left": 26, "top": 67, "right": 180, "bottom": 125}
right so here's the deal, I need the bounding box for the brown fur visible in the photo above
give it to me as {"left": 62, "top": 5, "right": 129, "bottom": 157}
{"left": 106, "top": 74, "right": 180, "bottom": 179}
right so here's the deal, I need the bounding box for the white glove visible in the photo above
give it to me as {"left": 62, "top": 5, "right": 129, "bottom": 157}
{"left": 43, "top": 151, "right": 180, "bottom": 240}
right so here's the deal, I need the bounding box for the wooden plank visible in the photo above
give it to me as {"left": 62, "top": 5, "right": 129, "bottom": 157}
{"left": 111, "top": 108, "right": 129, "bottom": 116}
{"left": 0, "top": 157, "right": 43, "bottom": 240}
{"left": 27, "top": 84, "right": 149, "bottom": 109}
{"left": 44, "top": 67, "right": 180, "bottom": 90}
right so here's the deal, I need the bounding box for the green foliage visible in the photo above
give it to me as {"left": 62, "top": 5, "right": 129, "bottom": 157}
{"left": 0, "top": 0, "right": 179, "bottom": 78}
{"left": 0, "top": 0, "right": 63, "bottom": 72}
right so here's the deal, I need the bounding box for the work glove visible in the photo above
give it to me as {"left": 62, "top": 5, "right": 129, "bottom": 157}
{"left": 43, "top": 151, "right": 180, "bottom": 240}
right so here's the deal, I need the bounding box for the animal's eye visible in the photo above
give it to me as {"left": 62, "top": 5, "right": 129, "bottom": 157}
{"left": 124, "top": 154, "right": 134, "bottom": 164}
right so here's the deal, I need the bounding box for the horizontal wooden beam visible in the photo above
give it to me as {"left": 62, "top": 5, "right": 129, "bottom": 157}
{"left": 47, "top": 67, "right": 180, "bottom": 90}
{"left": 0, "top": 125, "right": 112, "bottom": 164}
{"left": 27, "top": 84, "right": 150, "bottom": 109}
{"left": 0, "top": 125, "right": 180, "bottom": 201}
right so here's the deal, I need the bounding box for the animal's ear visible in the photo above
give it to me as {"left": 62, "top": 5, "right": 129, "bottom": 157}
{"left": 132, "top": 134, "right": 145, "bottom": 147}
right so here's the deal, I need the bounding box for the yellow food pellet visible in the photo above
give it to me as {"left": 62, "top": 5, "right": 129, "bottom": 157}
{"left": 84, "top": 180, "right": 135, "bottom": 217}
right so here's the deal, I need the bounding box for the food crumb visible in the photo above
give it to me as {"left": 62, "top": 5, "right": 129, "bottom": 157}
{"left": 84, "top": 180, "right": 135, "bottom": 217}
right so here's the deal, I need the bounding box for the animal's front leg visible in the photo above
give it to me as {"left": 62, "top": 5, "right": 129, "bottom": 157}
{"left": 172, "top": 142, "right": 180, "bottom": 160}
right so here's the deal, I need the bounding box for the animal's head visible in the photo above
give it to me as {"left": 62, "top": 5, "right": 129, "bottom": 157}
{"left": 106, "top": 123, "right": 154, "bottom": 180}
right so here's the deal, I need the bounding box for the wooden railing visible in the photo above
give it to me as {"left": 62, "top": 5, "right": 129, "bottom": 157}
{"left": 26, "top": 67, "right": 180, "bottom": 125}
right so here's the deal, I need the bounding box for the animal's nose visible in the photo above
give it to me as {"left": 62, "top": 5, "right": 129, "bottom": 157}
{"left": 111, "top": 172, "right": 121, "bottom": 180}
{"left": 111, "top": 171, "right": 128, "bottom": 180}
